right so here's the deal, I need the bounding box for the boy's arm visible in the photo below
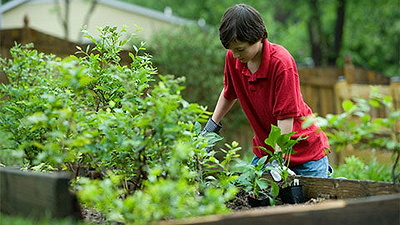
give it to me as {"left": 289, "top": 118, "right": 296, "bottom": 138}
{"left": 276, "top": 117, "right": 294, "bottom": 152}
{"left": 211, "top": 89, "right": 236, "bottom": 124}
{"left": 277, "top": 117, "right": 294, "bottom": 134}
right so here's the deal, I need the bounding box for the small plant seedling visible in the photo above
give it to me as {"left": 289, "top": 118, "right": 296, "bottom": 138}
{"left": 235, "top": 155, "right": 279, "bottom": 206}
{"left": 257, "top": 125, "right": 307, "bottom": 188}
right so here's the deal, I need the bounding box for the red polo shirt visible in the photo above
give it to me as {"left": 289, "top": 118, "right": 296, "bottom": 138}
{"left": 223, "top": 39, "right": 329, "bottom": 167}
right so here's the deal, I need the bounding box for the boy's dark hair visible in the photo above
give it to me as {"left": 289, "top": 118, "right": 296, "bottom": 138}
{"left": 219, "top": 4, "right": 268, "bottom": 49}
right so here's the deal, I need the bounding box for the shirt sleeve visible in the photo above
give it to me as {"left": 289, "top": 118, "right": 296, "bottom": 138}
{"left": 273, "top": 66, "right": 301, "bottom": 120}
{"left": 223, "top": 51, "right": 238, "bottom": 100}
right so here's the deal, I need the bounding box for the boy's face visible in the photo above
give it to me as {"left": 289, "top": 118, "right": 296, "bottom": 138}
{"left": 228, "top": 39, "right": 262, "bottom": 63}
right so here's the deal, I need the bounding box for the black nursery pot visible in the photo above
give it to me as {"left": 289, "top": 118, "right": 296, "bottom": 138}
{"left": 279, "top": 185, "right": 304, "bottom": 204}
{"left": 247, "top": 193, "right": 271, "bottom": 207}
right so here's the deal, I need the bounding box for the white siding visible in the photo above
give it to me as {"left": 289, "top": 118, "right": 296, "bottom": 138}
{"left": 2, "top": 0, "right": 184, "bottom": 43}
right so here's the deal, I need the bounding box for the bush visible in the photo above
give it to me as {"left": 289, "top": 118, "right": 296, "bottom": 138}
{"left": 334, "top": 155, "right": 392, "bottom": 182}
{"left": 147, "top": 25, "right": 249, "bottom": 141}
{"left": 0, "top": 213, "right": 87, "bottom": 225}
{"left": 304, "top": 88, "right": 400, "bottom": 184}
{"left": 0, "top": 26, "right": 239, "bottom": 224}
{"left": 148, "top": 25, "right": 225, "bottom": 109}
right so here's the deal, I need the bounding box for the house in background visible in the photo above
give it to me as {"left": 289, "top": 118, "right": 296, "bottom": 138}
{"left": 0, "top": 0, "right": 198, "bottom": 84}
{"left": 0, "top": 0, "right": 194, "bottom": 44}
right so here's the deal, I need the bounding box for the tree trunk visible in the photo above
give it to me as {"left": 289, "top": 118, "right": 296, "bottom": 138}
{"left": 307, "top": 0, "right": 325, "bottom": 66}
{"left": 328, "top": 0, "right": 346, "bottom": 65}
{"left": 78, "top": 0, "right": 98, "bottom": 43}
{"left": 54, "top": 0, "right": 70, "bottom": 40}
{"left": 308, "top": 0, "right": 346, "bottom": 67}
{"left": 64, "top": 0, "right": 70, "bottom": 40}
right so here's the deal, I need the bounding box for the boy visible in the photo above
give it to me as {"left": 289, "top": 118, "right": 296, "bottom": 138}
{"left": 203, "top": 4, "right": 332, "bottom": 178}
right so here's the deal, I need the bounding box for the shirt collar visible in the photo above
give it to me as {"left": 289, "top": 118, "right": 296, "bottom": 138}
{"left": 235, "top": 39, "right": 271, "bottom": 81}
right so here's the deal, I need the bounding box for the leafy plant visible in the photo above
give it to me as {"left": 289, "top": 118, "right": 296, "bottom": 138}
{"left": 147, "top": 25, "right": 249, "bottom": 141}
{"left": 259, "top": 125, "right": 306, "bottom": 188}
{"left": 304, "top": 88, "right": 400, "bottom": 185}
{"left": 148, "top": 25, "right": 224, "bottom": 109}
{"left": 334, "top": 155, "right": 392, "bottom": 182}
{"left": 235, "top": 155, "right": 279, "bottom": 205}
{"left": 0, "top": 25, "right": 242, "bottom": 224}
{"left": 0, "top": 43, "right": 67, "bottom": 167}
{"left": 193, "top": 138, "right": 241, "bottom": 193}
{"left": 0, "top": 213, "right": 88, "bottom": 225}
{"left": 234, "top": 125, "right": 305, "bottom": 205}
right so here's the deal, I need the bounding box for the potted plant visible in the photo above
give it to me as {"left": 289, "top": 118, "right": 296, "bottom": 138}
{"left": 234, "top": 155, "right": 279, "bottom": 207}
{"left": 258, "top": 125, "right": 307, "bottom": 204}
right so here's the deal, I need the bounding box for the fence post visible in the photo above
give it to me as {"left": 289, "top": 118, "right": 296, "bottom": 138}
{"left": 390, "top": 77, "right": 400, "bottom": 132}
{"left": 344, "top": 54, "right": 355, "bottom": 84}
{"left": 334, "top": 76, "right": 348, "bottom": 114}
{"left": 390, "top": 77, "right": 400, "bottom": 110}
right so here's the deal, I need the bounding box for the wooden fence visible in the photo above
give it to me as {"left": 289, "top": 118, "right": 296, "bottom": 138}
{"left": 298, "top": 57, "right": 399, "bottom": 165}
{"left": 298, "top": 56, "right": 397, "bottom": 117}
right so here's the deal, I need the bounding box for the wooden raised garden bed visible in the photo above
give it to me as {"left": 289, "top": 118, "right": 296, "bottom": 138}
{"left": 1, "top": 168, "right": 399, "bottom": 224}
{"left": 160, "top": 193, "right": 399, "bottom": 225}
{"left": 159, "top": 175, "right": 399, "bottom": 225}
{"left": 0, "top": 167, "right": 81, "bottom": 220}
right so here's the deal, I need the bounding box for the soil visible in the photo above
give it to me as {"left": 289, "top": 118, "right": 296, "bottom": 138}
{"left": 81, "top": 208, "right": 106, "bottom": 224}
{"left": 82, "top": 189, "right": 325, "bottom": 223}
{"left": 225, "top": 189, "right": 325, "bottom": 211}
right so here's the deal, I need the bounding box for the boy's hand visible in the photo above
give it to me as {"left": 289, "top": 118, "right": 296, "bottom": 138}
{"left": 201, "top": 118, "right": 223, "bottom": 152}
{"left": 267, "top": 160, "right": 296, "bottom": 182}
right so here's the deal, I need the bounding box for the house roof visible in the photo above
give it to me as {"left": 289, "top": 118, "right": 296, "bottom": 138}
{"left": 0, "top": 0, "right": 193, "bottom": 26}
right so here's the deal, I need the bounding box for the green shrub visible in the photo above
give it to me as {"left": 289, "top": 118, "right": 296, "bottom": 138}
{"left": 304, "top": 88, "right": 400, "bottom": 184}
{"left": 147, "top": 25, "right": 249, "bottom": 142}
{"left": 148, "top": 25, "right": 224, "bottom": 109}
{"left": 0, "top": 26, "right": 239, "bottom": 224}
{"left": 334, "top": 155, "right": 392, "bottom": 182}
{"left": 0, "top": 213, "right": 87, "bottom": 225}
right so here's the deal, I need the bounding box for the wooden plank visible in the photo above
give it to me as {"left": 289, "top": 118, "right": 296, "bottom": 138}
{"left": 159, "top": 194, "right": 400, "bottom": 225}
{"left": 344, "top": 63, "right": 355, "bottom": 84}
{"left": 0, "top": 167, "right": 81, "bottom": 220}
{"left": 286, "top": 175, "right": 399, "bottom": 200}
{"left": 301, "top": 85, "right": 318, "bottom": 114}
{"left": 334, "top": 80, "right": 393, "bottom": 118}
{"left": 349, "top": 84, "right": 391, "bottom": 99}
{"left": 299, "top": 67, "right": 340, "bottom": 87}
{"left": 334, "top": 79, "right": 348, "bottom": 114}
{"left": 391, "top": 79, "right": 400, "bottom": 132}
{"left": 319, "top": 87, "right": 334, "bottom": 116}
{"left": 391, "top": 79, "right": 400, "bottom": 110}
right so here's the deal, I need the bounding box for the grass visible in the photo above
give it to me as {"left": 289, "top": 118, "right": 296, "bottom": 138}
{"left": 0, "top": 213, "right": 90, "bottom": 225}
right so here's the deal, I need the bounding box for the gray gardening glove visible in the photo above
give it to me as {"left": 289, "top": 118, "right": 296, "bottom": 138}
{"left": 201, "top": 118, "right": 223, "bottom": 152}
{"left": 265, "top": 160, "right": 296, "bottom": 182}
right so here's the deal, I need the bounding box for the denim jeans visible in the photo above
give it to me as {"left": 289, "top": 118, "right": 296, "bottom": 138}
{"left": 251, "top": 155, "right": 333, "bottom": 178}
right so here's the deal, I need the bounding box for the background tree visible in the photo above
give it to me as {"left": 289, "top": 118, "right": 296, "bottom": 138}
{"left": 126, "top": 0, "right": 398, "bottom": 150}
{"left": 126, "top": 0, "right": 399, "bottom": 76}
{"left": 52, "top": 0, "right": 98, "bottom": 41}
{"left": 146, "top": 25, "right": 250, "bottom": 148}
{"left": 343, "top": 0, "right": 399, "bottom": 75}
{"left": 54, "top": 0, "right": 70, "bottom": 40}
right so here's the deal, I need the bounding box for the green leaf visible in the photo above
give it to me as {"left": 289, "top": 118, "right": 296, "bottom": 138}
{"left": 256, "top": 178, "right": 269, "bottom": 190}
{"left": 27, "top": 112, "right": 48, "bottom": 123}
{"left": 369, "top": 99, "right": 380, "bottom": 108}
{"left": 360, "top": 114, "right": 371, "bottom": 123}
{"left": 269, "top": 181, "right": 280, "bottom": 197}
{"left": 264, "top": 125, "right": 281, "bottom": 149}
{"left": 342, "top": 100, "right": 354, "bottom": 111}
